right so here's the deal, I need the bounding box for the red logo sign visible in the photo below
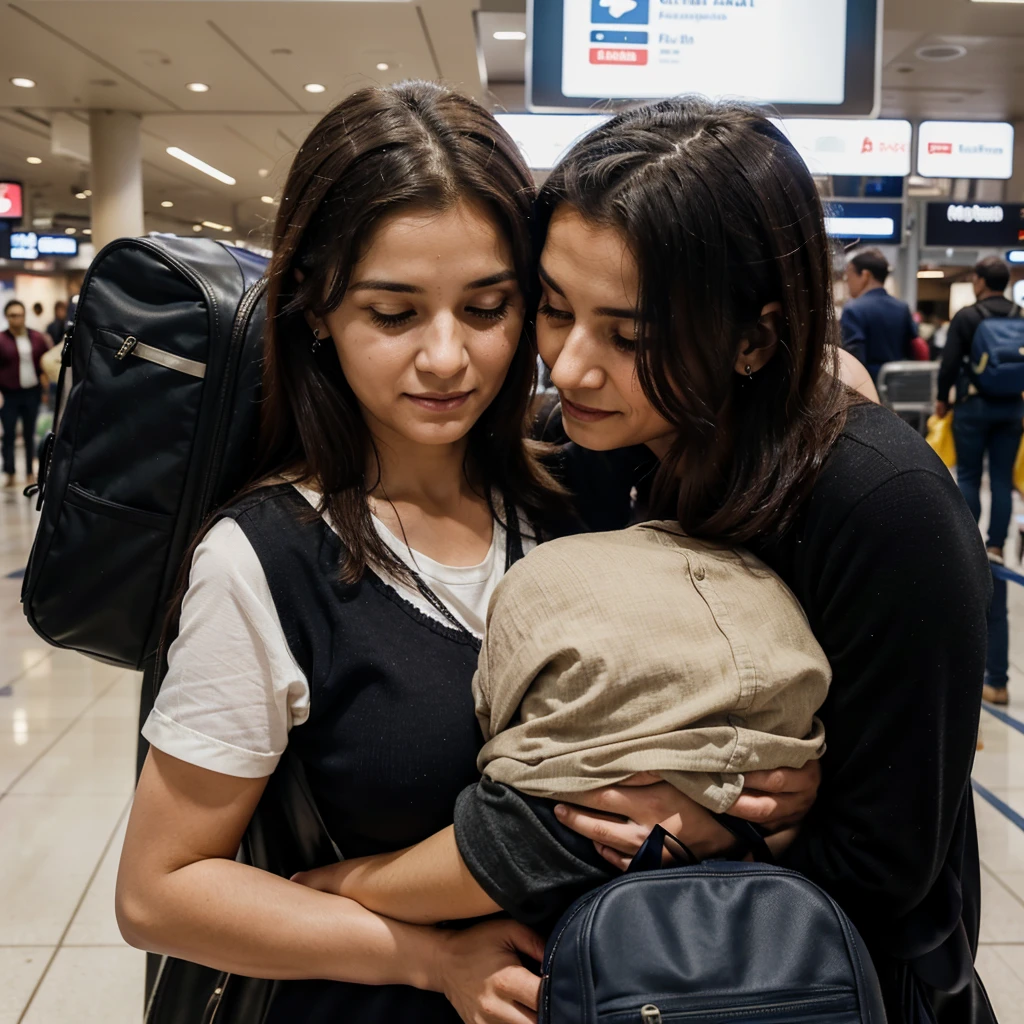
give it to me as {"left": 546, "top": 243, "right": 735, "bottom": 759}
{"left": 861, "top": 137, "right": 873, "bottom": 154}
{"left": 928, "top": 142, "right": 954, "bottom": 155}
{"left": 589, "top": 47, "right": 648, "bottom": 65}
{"left": 0, "top": 182, "right": 23, "bottom": 220}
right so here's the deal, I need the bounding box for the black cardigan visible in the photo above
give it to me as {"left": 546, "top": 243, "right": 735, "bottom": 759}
{"left": 455, "top": 402, "right": 993, "bottom": 1023}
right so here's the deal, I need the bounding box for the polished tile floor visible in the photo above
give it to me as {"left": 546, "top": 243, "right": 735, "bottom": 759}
{"left": 3, "top": 476, "right": 1024, "bottom": 1022}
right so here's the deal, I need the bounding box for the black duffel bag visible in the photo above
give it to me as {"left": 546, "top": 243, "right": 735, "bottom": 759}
{"left": 540, "top": 824, "right": 888, "bottom": 1024}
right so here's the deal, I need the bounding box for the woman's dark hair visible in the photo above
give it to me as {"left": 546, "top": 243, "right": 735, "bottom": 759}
{"left": 257, "top": 80, "right": 568, "bottom": 583}
{"left": 538, "top": 97, "right": 853, "bottom": 544}
{"left": 3, "top": 300, "right": 24, "bottom": 316}
{"left": 974, "top": 256, "right": 1010, "bottom": 293}
{"left": 850, "top": 249, "right": 890, "bottom": 285}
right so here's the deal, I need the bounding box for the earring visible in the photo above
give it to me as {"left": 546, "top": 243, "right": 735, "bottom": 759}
{"left": 744, "top": 364, "right": 753, "bottom": 376}
{"left": 311, "top": 326, "right": 323, "bottom": 355}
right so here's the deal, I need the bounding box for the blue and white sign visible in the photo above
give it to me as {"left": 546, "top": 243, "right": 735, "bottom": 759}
{"left": 8, "top": 231, "right": 78, "bottom": 259}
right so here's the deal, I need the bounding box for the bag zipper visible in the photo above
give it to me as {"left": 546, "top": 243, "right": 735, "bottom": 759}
{"left": 630, "top": 992, "right": 856, "bottom": 1021}
{"left": 113, "top": 334, "right": 207, "bottom": 379}
{"left": 201, "top": 972, "right": 230, "bottom": 1024}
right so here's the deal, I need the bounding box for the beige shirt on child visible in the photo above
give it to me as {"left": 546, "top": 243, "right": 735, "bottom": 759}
{"left": 473, "top": 521, "right": 830, "bottom": 814}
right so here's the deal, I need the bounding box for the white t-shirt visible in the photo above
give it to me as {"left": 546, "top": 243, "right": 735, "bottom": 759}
{"left": 15, "top": 332, "right": 38, "bottom": 388}
{"left": 142, "top": 485, "right": 535, "bottom": 779}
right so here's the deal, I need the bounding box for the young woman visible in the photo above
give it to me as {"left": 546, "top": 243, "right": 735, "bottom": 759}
{"left": 297, "top": 99, "right": 993, "bottom": 1024}
{"left": 522, "top": 99, "right": 994, "bottom": 1024}
{"left": 115, "top": 81, "right": 570, "bottom": 1024}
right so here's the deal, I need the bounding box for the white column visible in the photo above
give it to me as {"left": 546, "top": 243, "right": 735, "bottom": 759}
{"left": 88, "top": 110, "right": 144, "bottom": 249}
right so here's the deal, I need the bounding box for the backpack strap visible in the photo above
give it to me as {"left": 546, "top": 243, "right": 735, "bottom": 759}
{"left": 711, "top": 813, "right": 777, "bottom": 865}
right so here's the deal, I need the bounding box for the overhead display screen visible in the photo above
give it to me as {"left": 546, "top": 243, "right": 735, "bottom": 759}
{"left": 495, "top": 112, "right": 611, "bottom": 169}
{"left": 917, "top": 121, "right": 1014, "bottom": 181}
{"left": 8, "top": 231, "right": 79, "bottom": 260}
{"left": 529, "top": 0, "right": 881, "bottom": 116}
{"left": 776, "top": 119, "right": 911, "bottom": 178}
{"left": 924, "top": 203, "right": 1024, "bottom": 249}
{"left": 824, "top": 201, "right": 903, "bottom": 244}
{"left": 0, "top": 182, "right": 24, "bottom": 221}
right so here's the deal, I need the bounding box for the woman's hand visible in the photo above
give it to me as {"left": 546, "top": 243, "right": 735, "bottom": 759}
{"left": 554, "top": 776, "right": 734, "bottom": 871}
{"left": 555, "top": 762, "right": 821, "bottom": 870}
{"left": 435, "top": 919, "right": 545, "bottom": 1024}
{"left": 731, "top": 762, "right": 820, "bottom": 831}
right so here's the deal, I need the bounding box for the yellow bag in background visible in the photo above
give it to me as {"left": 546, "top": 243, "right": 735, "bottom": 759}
{"left": 1015, "top": 427, "right": 1024, "bottom": 494}
{"left": 926, "top": 412, "right": 956, "bottom": 469}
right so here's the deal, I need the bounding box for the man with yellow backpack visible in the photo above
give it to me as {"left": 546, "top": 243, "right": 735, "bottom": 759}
{"left": 935, "top": 256, "right": 1024, "bottom": 705}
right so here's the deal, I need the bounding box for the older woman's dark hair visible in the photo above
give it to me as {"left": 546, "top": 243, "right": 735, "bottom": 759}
{"left": 539, "top": 97, "right": 852, "bottom": 544}
{"left": 257, "top": 80, "right": 566, "bottom": 583}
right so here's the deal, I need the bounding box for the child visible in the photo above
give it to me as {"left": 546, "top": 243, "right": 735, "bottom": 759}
{"left": 294, "top": 521, "right": 830, "bottom": 924}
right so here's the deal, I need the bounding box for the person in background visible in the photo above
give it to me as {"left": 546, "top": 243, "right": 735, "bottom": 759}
{"left": 937, "top": 256, "right": 1024, "bottom": 706}
{"left": 0, "top": 299, "right": 47, "bottom": 488}
{"left": 841, "top": 248, "right": 919, "bottom": 381}
{"left": 46, "top": 300, "right": 67, "bottom": 349}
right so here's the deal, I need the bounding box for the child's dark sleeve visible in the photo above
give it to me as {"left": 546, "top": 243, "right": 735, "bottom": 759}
{"left": 453, "top": 777, "right": 617, "bottom": 930}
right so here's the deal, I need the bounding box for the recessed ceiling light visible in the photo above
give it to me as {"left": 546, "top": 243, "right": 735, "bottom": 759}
{"left": 260, "top": 195, "right": 277, "bottom": 204}
{"left": 916, "top": 44, "right": 967, "bottom": 62}
{"left": 75, "top": 192, "right": 88, "bottom": 200}
{"left": 83, "top": 189, "right": 92, "bottom": 197}
{"left": 257, "top": 168, "right": 270, "bottom": 178}
{"left": 166, "top": 146, "right": 236, "bottom": 185}
{"left": 26, "top": 156, "right": 41, "bottom": 164}
{"left": 304, "top": 83, "right": 326, "bottom": 94}
{"left": 201, "top": 220, "right": 232, "bottom": 232}
{"left": 493, "top": 31, "right": 527, "bottom": 41}
{"left": 376, "top": 62, "right": 390, "bottom": 71}
{"left": 161, "top": 200, "right": 174, "bottom": 208}
{"left": 186, "top": 82, "right": 210, "bottom": 93}
{"left": 65, "top": 227, "right": 77, "bottom": 235}
{"left": 918, "top": 270, "right": 945, "bottom": 279}
{"left": 192, "top": 224, "right": 203, "bottom": 232}
{"left": 83, "top": 229, "right": 91, "bottom": 236}
{"left": 10, "top": 77, "right": 35, "bottom": 89}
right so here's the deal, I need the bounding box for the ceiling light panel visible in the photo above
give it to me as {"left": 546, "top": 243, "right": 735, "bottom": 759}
{"left": 166, "top": 147, "right": 236, "bottom": 186}
{"left": 304, "top": 83, "right": 326, "bottom": 93}
{"left": 186, "top": 82, "right": 210, "bottom": 93}
{"left": 493, "top": 31, "right": 526, "bottom": 40}
{"left": 10, "top": 78, "right": 35, "bottom": 88}
{"left": 26, "top": 157, "right": 42, "bottom": 165}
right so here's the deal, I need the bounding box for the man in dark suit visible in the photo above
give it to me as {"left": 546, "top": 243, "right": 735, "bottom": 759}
{"left": 841, "top": 249, "right": 919, "bottom": 382}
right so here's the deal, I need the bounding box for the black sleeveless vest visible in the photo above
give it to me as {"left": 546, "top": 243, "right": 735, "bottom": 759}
{"left": 222, "top": 484, "right": 519, "bottom": 1023}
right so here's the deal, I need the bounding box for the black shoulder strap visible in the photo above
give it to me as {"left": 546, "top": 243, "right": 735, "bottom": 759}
{"left": 225, "top": 484, "right": 344, "bottom": 679}
{"left": 503, "top": 496, "right": 525, "bottom": 571}
{"left": 976, "top": 303, "right": 995, "bottom": 322}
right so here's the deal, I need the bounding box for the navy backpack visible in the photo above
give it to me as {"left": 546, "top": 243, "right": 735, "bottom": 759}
{"left": 970, "top": 304, "right": 1024, "bottom": 397}
{"left": 539, "top": 825, "right": 887, "bottom": 1024}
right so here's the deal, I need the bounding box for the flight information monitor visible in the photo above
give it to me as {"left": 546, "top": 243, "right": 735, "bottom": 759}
{"left": 528, "top": 0, "right": 881, "bottom": 116}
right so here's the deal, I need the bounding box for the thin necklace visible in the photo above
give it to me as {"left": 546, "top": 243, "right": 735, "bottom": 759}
{"left": 371, "top": 483, "right": 475, "bottom": 639}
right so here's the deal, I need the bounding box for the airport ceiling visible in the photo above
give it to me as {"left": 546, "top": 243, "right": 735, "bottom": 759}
{"left": 0, "top": 0, "right": 1021, "bottom": 245}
